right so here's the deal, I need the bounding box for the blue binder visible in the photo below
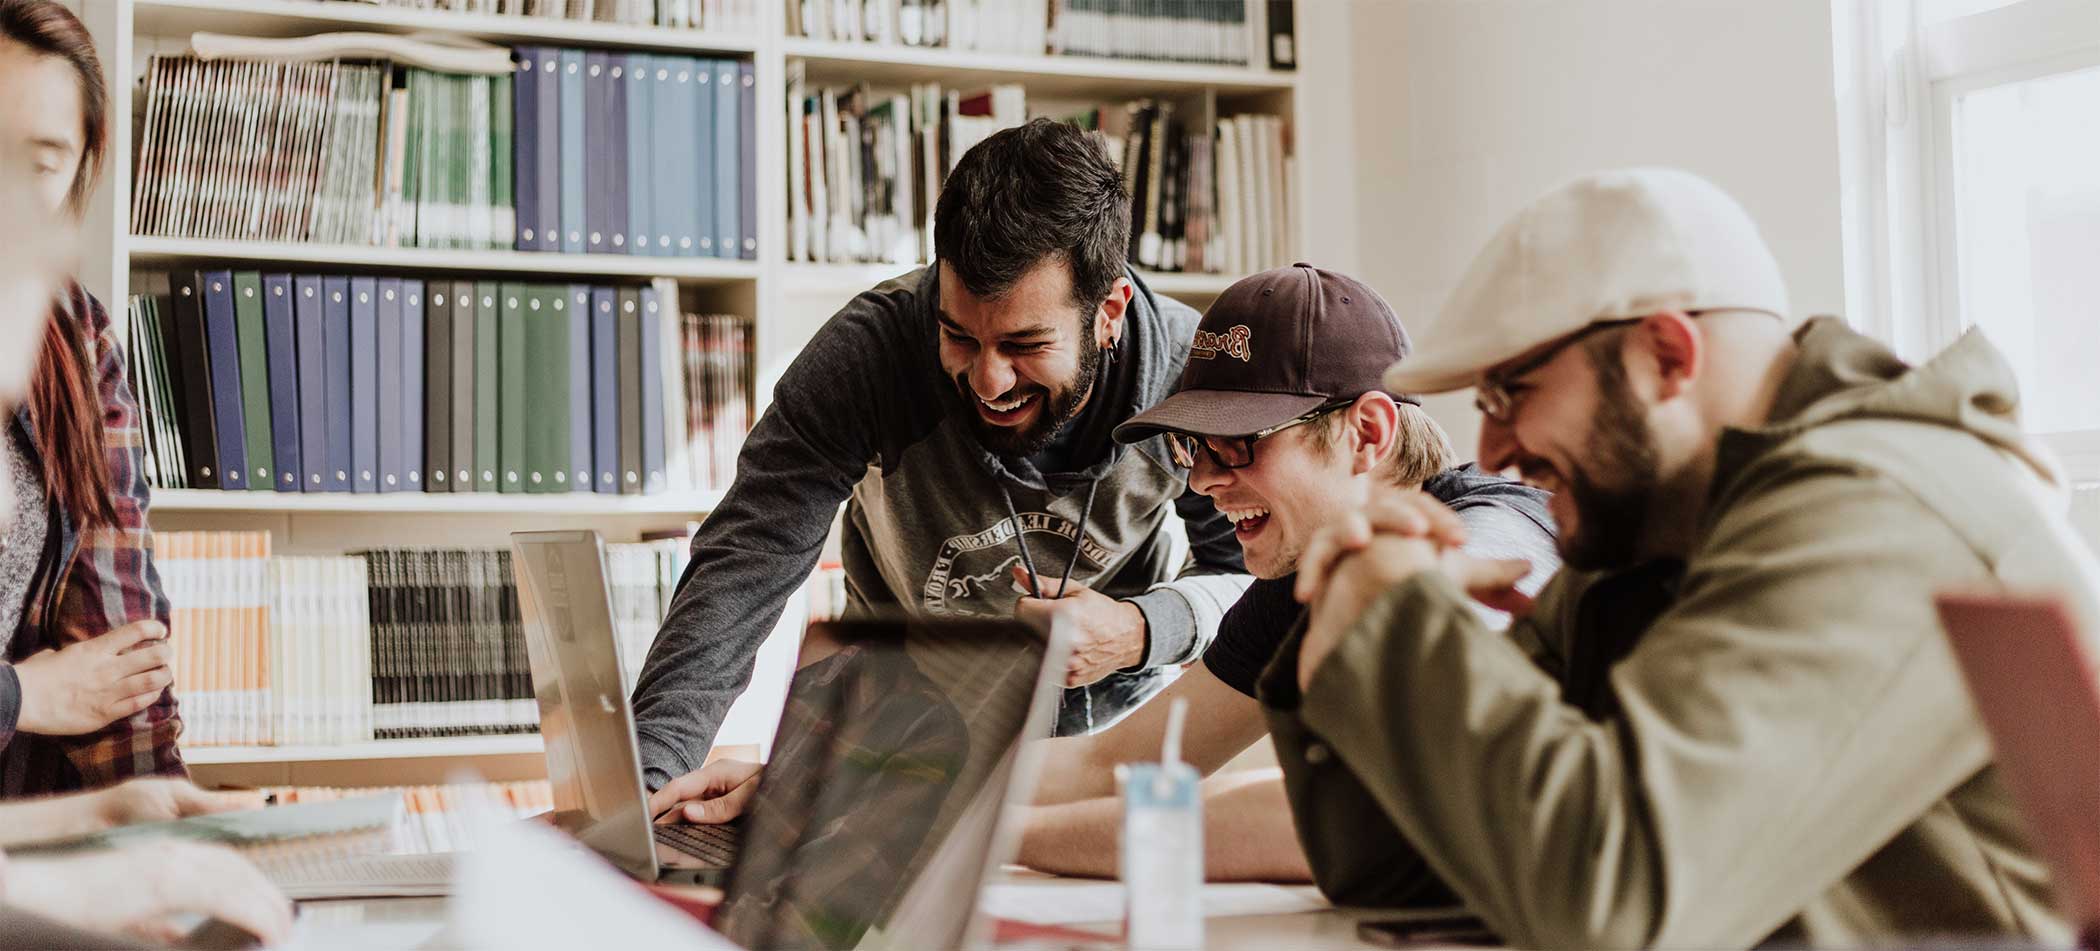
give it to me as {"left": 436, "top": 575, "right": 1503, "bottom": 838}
{"left": 583, "top": 51, "right": 610, "bottom": 254}
{"left": 738, "top": 59, "right": 757, "bottom": 261}
{"left": 606, "top": 57, "right": 631, "bottom": 256}
{"left": 692, "top": 59, "right": 716, "bottom": 258}
{"left": 401, "top": 278, "right": 425, "bottom": 491}
{"left": 559, "top": 48, "right": 585, "bottom": 254}
{"left": 535, "top": 49, "right": 561, "bottom": 253}
{"left": 713, "top": 58, "right": 738, "bottom": 261}
{"left": 322, "top": 276, "right": 352, "bottom": 492}
{"left": 639, "top": 285, "right": 665, "bottom": 493}
{"left": 260, "top": 274, "right": 301, "bottom": 491}
{"left": 589, "top": 286, "right": 617, "bottom": 493}
{"left": 513, "top": 48, "right": 540, "bottom": 251}
{"left": 622, "top": 53, "right": 653, "bottom": 257}
{"left": 349, "top": 276, "right": 379, "bottom": 493}
{"left": 567, "top": 284, "right": 592, "bottom": 492}
{"left": 199, "top": 270, "right": 248, "bottom": 490}
{"left": 292, "top": 275, "right": 327, "bottom": 491}
{"left": 649, "top": 57, "right": 685, "bottom": 256}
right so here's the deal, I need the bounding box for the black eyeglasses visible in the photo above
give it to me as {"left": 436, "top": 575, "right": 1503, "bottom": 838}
{"left": 1166, "top": 400, "right": 1353, "bottom": 470}
{"left": 1473, "top": 308, "right": 1787, "bottom": 422}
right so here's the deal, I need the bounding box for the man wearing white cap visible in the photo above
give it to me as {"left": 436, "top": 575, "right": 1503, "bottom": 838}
{"left": 1259, "top": 168, "right": 2100, "bottom": 947}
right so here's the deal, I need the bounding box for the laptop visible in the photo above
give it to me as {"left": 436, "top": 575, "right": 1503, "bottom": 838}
{"left": 513, "top": 529, "right": 1072, "bottom": 948}
{"left": 1933, "top": 591, "right": 2100, "bottom": 944}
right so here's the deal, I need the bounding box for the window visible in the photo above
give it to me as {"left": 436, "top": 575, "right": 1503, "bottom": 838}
{"left": 1837, "top": 0, "right": 2100, "bottom": 478}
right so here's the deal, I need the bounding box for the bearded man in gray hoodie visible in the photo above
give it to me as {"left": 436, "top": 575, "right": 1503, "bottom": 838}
{"left": 635, "top": 119, "right": 1251, "bottom": 813}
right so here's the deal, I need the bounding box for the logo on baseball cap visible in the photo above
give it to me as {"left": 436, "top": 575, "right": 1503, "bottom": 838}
{"left": 1114, "top": 263, "right": 1415, "bottom": 444}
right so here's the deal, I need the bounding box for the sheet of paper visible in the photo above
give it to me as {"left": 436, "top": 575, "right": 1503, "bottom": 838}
{"left": 979, "top": 881, "right": 1328, "bottom": 926}
{"left": 448, "top": 809, "right": 738, "bottom": 950}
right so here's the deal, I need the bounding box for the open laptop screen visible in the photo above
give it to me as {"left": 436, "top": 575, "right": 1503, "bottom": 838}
{"left": 714, "top": 618, "right": 1052, "bottom": 951}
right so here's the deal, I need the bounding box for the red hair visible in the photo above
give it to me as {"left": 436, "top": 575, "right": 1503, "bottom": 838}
{"left": 4, "top": 1, "right": 115, "bottom": 529}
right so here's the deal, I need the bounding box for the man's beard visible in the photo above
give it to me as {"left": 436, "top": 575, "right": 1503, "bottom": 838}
{"left": 959, "top": 331, "right": 1101, "bottom": 458}
{"left": 1558, "top": 356, "right": 1661, "bottom": 572}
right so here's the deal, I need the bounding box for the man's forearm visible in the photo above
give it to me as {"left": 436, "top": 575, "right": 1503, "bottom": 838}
{"left": 1017, "top": 770, "right": 1312, "bottom": 883}
{"left": 1028, "top": 735, "right": 1119, "bottom": 806}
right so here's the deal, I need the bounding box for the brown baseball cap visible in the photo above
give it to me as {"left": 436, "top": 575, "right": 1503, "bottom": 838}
{"left": 1115, "top": 263, "right": 1414, "bottom": 443}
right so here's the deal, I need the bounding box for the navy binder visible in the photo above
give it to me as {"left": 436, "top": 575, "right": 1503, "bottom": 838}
{"left": 322, "top": 276, "right": 352, "bottom": 492}
{"left": 738, "top": 59, "right": 757, "bottom": 260}
{"left": 376, "top": 278, "right": 404, "bottom": 492}
{"left": 349, "top": 276, "right": 378, "bottom": 493}
{"left": 535, "top": 48, "right": 561, "bottom": 253}
{"left": 402, "top": 278, "right": 425, "bottom": 490}
{"left": 199, "top": 270, "right": 248, "bottom": 490}
{"left": 583, "top": 51, "right": 610, "bottom": 254}
{"left": 261, "top": 274, "right": 301, "bottom": 491}
{"left": 559, "top": 48, "right": 585, "bottom": 254}
{"left": 639, "top": 285, "right": 665, "bottom": 493}
{"left": 566, "top": 284, "right": 592, "bottom": 492}
{"left": 713, "top": 58, "right": 738, "bottom": 261}
{"left": 293, "top": 276, "right": 327, "bottom": 491}
{"left": 589, "top": 286, "right": 617, "bottom": 493}
{"left": 513, "top": 48, "right": 540, "bottom": 251}
{"left": 167, "top": 271, "right": 221, "bottom": 489}
{"left": 606, "top": 57, "right": 631, "bottom": 256}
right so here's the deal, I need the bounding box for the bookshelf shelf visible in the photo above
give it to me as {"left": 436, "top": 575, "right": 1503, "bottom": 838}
{"left": 780, "top": 262, "right": 1244, "bottom": 300}
{"left": 151, "top": 488, "right": 727, "bottom": 515}
{"left": 784, "top": 38, "right": 1297, "bottom": 97}
{"left": 131, "top": 0, "right": 761, "bottom": 54}
{"left": 182, "top": 735, "right": 544, "bottom": 764}
{"left": 127, "top": 236, "right": 762, "bottom": 284}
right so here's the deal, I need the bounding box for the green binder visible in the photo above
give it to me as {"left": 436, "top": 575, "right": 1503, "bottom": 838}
{"left": 474, "top": 281, "right": 499, "bottom": 492}
{"left": 498, "top": 282, "right": 527, "bottom": 493}
{"left": 231, "top": 271, "right": 274, "bottom": 491}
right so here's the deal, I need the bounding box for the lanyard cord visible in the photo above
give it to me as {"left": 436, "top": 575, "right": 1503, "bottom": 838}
{"left": 1000, "top": 477, "right": 1100, "bottom": 599}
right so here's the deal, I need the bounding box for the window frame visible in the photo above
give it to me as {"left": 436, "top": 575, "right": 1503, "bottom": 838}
{"left": 1855, "top": 0, "right": 2100, "bottom": 481}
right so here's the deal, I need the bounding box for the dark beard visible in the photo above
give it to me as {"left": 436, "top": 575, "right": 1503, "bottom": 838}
{"left": 1558, "top": 353, "right": 1660, "bottom": 572}
{"left": 959, "top": 331, "right": 1101, "bottom": 457}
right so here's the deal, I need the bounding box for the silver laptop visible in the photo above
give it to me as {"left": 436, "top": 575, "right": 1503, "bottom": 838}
{"left": 513, "top": 529, "right": 1071, "bottom": 947}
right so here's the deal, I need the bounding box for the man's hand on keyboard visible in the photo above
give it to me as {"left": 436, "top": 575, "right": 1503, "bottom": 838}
{"left": 648, "top": 759, "right": 762, "bottom": 824}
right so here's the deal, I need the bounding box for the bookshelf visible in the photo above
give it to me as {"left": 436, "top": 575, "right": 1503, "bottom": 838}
{"left": 80, "top": 0, "right": 1309, "bottom": 780}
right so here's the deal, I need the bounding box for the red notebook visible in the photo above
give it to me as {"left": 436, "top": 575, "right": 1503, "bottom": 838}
{"left": 1935, "top": 591, "right": 2100, "bottom": 943}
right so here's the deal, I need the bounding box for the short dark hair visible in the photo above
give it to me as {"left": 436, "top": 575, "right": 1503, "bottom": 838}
{"left": 934, "top": 118, "right": 1131, "bottom": 309}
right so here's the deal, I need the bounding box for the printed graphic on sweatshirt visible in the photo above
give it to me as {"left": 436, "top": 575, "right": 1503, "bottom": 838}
{"left": 923, "top": 512, "right": 1113, "bottom": 617}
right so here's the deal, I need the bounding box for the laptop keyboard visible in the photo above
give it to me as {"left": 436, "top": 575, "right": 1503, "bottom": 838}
{"left": 653, "top": 822, "right": 741, "bottom": 867}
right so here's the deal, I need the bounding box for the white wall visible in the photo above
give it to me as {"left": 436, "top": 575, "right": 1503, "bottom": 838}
{"left": 1346, "top": 0, "right": 1848, "bottom": 458}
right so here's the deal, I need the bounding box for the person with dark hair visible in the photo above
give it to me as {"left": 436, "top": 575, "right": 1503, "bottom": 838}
{"left": 0, "top": 0, "right": 188, "bottom": 799}
{"left": 639, "top": 118, "right": 1251, "bottom": 817}
{"left": 1014, "top": 265, "right": 1559, "bottom": 884}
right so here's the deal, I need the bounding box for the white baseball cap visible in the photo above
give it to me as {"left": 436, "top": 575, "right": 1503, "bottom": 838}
{"left": 1384, "top": 167, "right": 1795, "bottom": 394}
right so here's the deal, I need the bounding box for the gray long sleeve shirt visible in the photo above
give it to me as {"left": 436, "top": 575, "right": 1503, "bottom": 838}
{"left": 632, "top": 266, "right": 1250, "bottom": 789}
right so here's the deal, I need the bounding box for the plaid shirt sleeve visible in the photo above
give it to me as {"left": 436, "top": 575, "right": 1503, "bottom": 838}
{"left": 44, "top": 287, "right": 187, "bottom": 782}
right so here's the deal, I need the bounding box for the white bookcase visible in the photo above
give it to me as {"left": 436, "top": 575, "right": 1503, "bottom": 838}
{"left": 76, "top": 0, "right": 1308, "bottom": 787}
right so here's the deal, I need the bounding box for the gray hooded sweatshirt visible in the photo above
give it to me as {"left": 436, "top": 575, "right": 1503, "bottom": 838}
{"left": 632, "top": 266, "right": 1251, "bottom": 788}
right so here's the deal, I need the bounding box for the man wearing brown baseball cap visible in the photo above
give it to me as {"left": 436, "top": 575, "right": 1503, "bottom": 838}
{"left": 1010, "top": 264, "right": 1560, "bottom": 883}
{"left": 1268, "top": 168, "right": 2095, "bottom": 946}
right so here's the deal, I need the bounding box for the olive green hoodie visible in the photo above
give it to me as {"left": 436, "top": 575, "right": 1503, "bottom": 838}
{"left": 1259, "top": 317, "right": 2100, "bottom": 949}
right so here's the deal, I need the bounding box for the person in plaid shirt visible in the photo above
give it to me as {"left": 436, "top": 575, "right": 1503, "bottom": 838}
{"left": 0, "top": 0, "right": 184, "bottom": 797}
